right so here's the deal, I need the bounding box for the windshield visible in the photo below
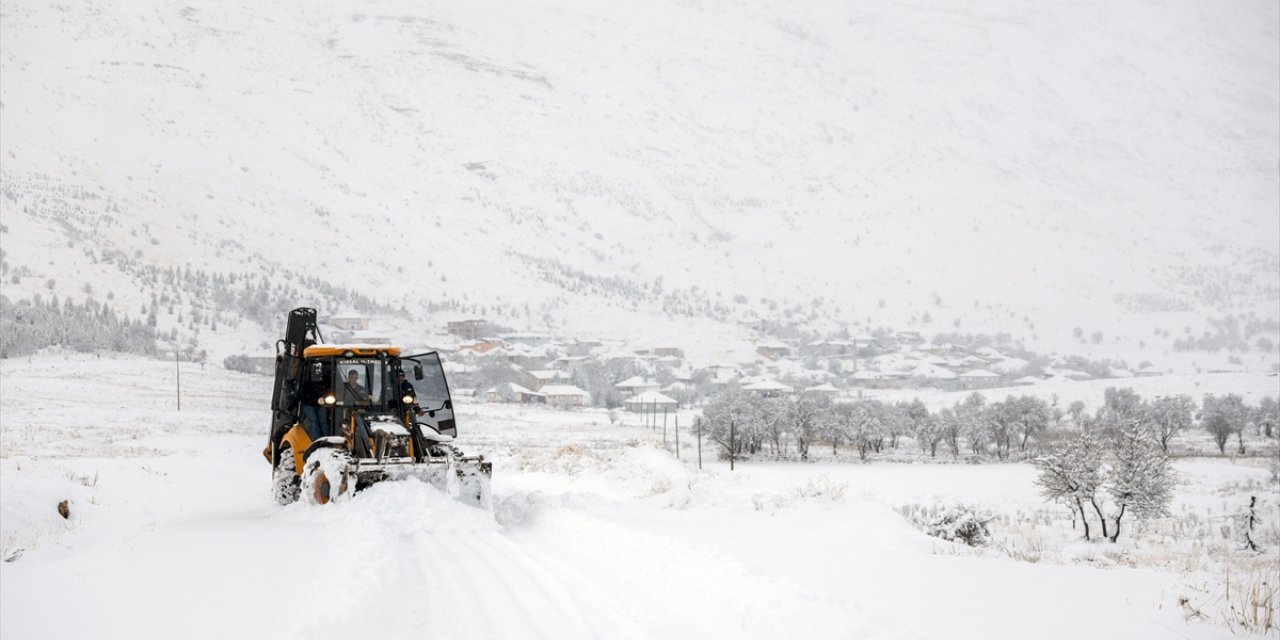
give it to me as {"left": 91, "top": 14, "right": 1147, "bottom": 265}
{"left": 334, "top": 359, "right": 385, "bottom": 406}
{"left": 402, "top": 352, "right": 456, "bottom": 436}
{"left": 413, "top": 353, "right": 450, "bottom": 408}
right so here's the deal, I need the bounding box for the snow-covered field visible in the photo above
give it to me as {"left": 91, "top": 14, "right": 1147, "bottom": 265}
{"left": 2, "top": 353, "right": 1276, "bottom": 639}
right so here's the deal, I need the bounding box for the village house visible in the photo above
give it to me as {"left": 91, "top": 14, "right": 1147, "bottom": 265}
{"left": 741, "top": 378, "right": 794, "bottom": 398}
{"left": 523, "top": 369, "right": 570, "bottom": 391}
{"left": 803, "top": 383, "right": 840, "bottom": 399}
{"left": 484, "top": 382, "right": 542, "bottom": 404}
{"left": 538, "top": 385, "right": 592, "bottom": 408}
{"left": 446, "top": 319, "right": 489, "bottom": 340}
{"left": 959, "top": 369, "right": 1004, "bottom": 390}
{"left": 549, "top": 356, "right": 591, "bottom": 376}
{"left": 348, "top": 328, "right": 395, "bottom": 344}
{"left": 501, "top": 332, "right": 552, "bottom": 348}
{"left": 756, "top": 340, "right": 791, "bottom": 360}
{"left": 328, "top": 312, "right": 371, "bottom": 332}
{"left": 910, "top": 364, "right": 959, "bottom": 391}
{"left": 459, "top": 339, "right": 505, "bottom": 355}
{"left": 624, "top": 389, "right": 679, "bottom": 413}
{"left": 614, "top": 376, "right": 660, "bottom": 399}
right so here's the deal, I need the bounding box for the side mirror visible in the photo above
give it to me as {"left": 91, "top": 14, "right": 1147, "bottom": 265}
{"left": 414, "top": 365, "right": 424, "bottom": 380}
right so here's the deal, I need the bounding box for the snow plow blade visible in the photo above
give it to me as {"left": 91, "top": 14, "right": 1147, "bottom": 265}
{"left": 351, "top": 455, "right": 492, "bottom": 508}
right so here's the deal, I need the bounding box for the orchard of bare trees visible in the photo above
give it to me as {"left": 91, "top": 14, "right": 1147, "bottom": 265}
{"left": 698, "top": 387, "right": 1279, "bottom": 463}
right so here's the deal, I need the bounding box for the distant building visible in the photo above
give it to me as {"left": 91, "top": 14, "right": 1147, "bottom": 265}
{"left": 614, "top": 376, "right": 660, "bottom": 398}
{"left": 484, "top": 382, "right": 542, "bottom": 404}
{"left": 742, "top": 378, "right": 794, "bottom": 398}
{"left": 959, "top": 369, "right": 1004, "bottom": 390}
{"left": 460, "top": 339, "right": 505, "bottom": 355}
{"left": 447, "top": 319, "right": 489, "bottom": 340}
{"left": 349, "top": 329, "right": 394, "bottom": 344}
{"left": 803, "top": 383, "right": 840, "bottom": 399}
{"left": 851, "top": 369, "right": 908, "bottom": 390}
{"left": 329, "top": 312, "right": 371, "bottom": 331}
{"left": 624, "top": 390, "right": 679, "bottom": 413}
{"left": 523, "top": 369, "right": 570, "bottom": 391}
{"left": 539, "top": 385, "right": 592, "bottom": 408}
{"left": 501, "top": 333, "right": 551, "bottom": 348}
{"left": 756, "top": 341, "right": 791, "bottom": 360}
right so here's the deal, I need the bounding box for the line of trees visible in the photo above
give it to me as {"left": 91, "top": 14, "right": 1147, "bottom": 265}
{"left": 700, "top": 389, "right": 1061, "bottom": 462}
{"left": 0, "top": 294, "right": 158, "bottom": 358}
{"left": 698, "top": 387, "right": 1279, "bottom": 462}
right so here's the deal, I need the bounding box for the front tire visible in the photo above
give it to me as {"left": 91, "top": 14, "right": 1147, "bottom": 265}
{"left": 301, "top": 448, "right": 353, "bottom": 505}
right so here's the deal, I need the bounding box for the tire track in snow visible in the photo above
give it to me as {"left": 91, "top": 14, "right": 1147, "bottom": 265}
{"left": 470, "top": 533, "right": 612, "bottom": 639}
{"left": 282, "top": 481, "right": 629, "bottom": 640}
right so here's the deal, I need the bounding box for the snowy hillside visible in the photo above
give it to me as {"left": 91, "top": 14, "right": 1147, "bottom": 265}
{"left": 1, "top": 0, "right": 1278, "bottom": 363}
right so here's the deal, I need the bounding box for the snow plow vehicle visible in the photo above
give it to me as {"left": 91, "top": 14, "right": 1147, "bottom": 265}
{"left": 264, "top": 308, "right": 491, "bottom": 507}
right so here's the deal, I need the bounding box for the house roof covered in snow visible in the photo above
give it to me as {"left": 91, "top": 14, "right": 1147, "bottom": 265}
{"left": 805, "top": 383, "right": 840, "bottom": 393}
{"left": 742, "top": 378, "right": 793, "bottom": 392}
{"left": 615, "top": 376, "right": 658, "bottom": 389}
{"left": 538, "top": 385, "right": 591, "bottom": 398}
{"left": 959, "top": 369, "right": 1002, "bottom": 378}
{"left": 911, "top": 364, "right": 958, "bottom": 380}
{"left": 624, "top": 390, "right": 678, "bottom": 406}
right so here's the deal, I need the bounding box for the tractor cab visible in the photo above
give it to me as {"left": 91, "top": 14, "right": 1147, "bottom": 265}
{"left": 297, "top": 345, "right": 458, "bottom": 457}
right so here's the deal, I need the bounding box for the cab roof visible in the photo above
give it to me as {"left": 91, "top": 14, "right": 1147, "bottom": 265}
{"left": 303, "top": 344, "right": 402, "bottom": 358}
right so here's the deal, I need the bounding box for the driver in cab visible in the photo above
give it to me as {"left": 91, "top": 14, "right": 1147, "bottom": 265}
{"left": 341, "top": 369, "right": 371, "bottom": 405}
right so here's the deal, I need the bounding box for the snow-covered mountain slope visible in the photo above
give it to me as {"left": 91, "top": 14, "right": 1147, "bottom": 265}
{"left": 1, "top": 0, "right": 1277, "bottom": 362}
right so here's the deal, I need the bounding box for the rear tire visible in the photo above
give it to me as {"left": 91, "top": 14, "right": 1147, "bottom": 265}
{"left": 272, "top": 445, "right": 301, "bottom": 505}
{"left": 301, "top": 448, "right": 353, "bottom": 505}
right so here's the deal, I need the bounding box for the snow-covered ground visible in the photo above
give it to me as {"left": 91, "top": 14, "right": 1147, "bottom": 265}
{"left": 2, "top": 353, "right": 1276, "bottom": 639}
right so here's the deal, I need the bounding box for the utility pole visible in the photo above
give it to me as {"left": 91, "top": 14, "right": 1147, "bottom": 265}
{"left": 175, "top": 350, "right": 182, "bottom": 411}
{"left": 696, "top": 417, "right": 702, "bottom": 470}
{"left": 674, "top": 415, "right": 680, "bottom": 460}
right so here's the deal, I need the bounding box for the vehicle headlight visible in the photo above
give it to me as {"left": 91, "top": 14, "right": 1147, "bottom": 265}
{"left": 323, "top": 394, "right": 337, "bottom": 405}
{"left": 402, "top": 395, "right": 416, "bottom": 404}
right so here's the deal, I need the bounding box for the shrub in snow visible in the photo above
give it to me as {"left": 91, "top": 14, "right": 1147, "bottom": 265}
{"left": 927, "top": 504, "right": 992, "bottom": 547}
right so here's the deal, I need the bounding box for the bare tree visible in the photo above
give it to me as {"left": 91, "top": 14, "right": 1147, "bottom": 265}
{"left": 937, "top": 407, "right": 962, "bottom": 457}
{"left": 789, "top": 395, "right": 829, "bottom": 460}
{"left": 849, "top": 400, "right": 886, "bottom": 460}
{"left": 1033, "top": 430, "right": 1105, "bottom": 540}
{"left": 1106, "top": 421, "right": 1175, "bottom": 542}
{"left": 1255, "top": 396, "right": 1278, "bottom": 439}
{"left": 1202, "top": 393, "right": 1248, "bottom": 454}
{"left": 827, "top": 402, "right": 853, "bottom": 455}
{"left": 1147, "top": 394, "right": 1195, "bottom": 453}
{"left": 1013, "top": 395, "right": 1053, "bottom": 452}
{"left": 1096, "top": 387, "right": 1146, "bottom": 436}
